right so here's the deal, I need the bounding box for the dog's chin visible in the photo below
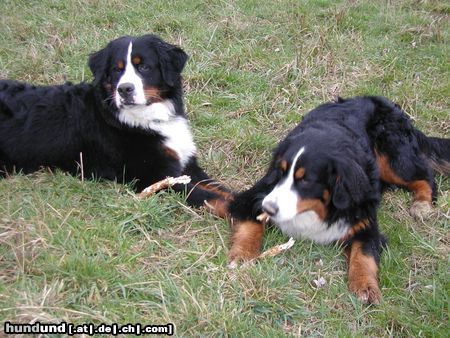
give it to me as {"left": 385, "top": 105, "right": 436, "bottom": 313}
{"left": 118, "top": 100, "right": 150, "bottom": 109}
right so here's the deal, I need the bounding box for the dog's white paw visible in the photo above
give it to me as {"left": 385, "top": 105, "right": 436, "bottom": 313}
{"left": 409, "top": 201, "right": 432, "bottom": 220}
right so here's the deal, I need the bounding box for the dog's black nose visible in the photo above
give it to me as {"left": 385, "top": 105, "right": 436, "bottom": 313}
{"left": 118, "top": 83, "right": 135, "bottom": 98}
{"left": 262, "top": 201, "right": 279, "bottom": 216}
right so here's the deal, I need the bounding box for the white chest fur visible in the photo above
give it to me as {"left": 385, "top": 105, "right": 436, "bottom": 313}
{"left": 275, "top": 211, "right": 349, "bottom": 244}
{"left": 118, "top": 100, "right": 197, "bottom": 168}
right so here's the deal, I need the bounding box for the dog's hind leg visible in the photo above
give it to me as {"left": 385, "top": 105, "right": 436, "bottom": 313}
{"left": 369, "top": 96, "right": 443, "bottom": 219}
{"left": 375, "top": 150, "right": 435, "bottom": 219}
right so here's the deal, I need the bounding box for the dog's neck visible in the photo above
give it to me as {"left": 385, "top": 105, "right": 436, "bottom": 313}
{"left": 118, "top": 100, "right": 176, "bottom": 127}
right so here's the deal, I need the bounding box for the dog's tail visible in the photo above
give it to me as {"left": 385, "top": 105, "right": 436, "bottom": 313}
{"left": 414, "top": 129, "right": 450, "bottom": 175}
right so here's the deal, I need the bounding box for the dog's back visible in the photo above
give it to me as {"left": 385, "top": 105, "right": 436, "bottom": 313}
{"left": 0, "top": 80, "right": 101, "bottom": 175}
{"left": 303, "top": 96, "right": 450, "bottom": 176}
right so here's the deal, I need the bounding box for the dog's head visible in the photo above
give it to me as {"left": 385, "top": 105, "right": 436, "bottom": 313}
{"left": 261, "top": 127, "right": 373, "bottom": 226}
{"left": 88, "top": 34, "right": 188, "bottom": 127}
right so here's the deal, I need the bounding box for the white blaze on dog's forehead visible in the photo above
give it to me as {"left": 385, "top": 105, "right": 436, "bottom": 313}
{"left": 289, "top": 146, "right": 305, "bottom": 175}
{"left": 118, "top": 100, "right": 196, "bottom": 168}
{"left": 262, "top": 146, "right": 305, "bottom": 222}
{"left": 115, "top": 42, "right": 146, "bottom": 107}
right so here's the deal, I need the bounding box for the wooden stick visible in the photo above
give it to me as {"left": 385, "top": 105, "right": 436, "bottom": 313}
{"left": 138, "top": 175, "right": 191, "bottom": 199}
{"left": 254, "top": 213, "right": 295, "bottom": 259}
{"left": 229, "top": 237, "right": 296, "bottom": 269}
{"left": 259, "top": 237, "right": 295, "bottom": 258}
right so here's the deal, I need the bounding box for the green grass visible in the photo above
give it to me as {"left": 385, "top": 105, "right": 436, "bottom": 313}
{"left": 0, "top": 0, "right": 449, "bottom": 336}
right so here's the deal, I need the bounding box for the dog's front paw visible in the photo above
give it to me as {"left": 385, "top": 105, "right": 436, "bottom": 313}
{"left": 349, "top": 279, "right": 382, "bottom": 305}
{"left": 410, "top": 201, "right": 432, "bottom": 220}
{"left": 228, "top": 246, "right": 260, "bottom": 268}
{"left": 228, "top": 220, "right": 264, "bottom": 268}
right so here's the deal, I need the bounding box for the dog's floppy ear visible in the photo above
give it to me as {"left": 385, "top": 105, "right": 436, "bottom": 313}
{"left": 88, "top": 46, "right": 110, "bottom": 86}
{"left": 329, "top": 158, "right": 371, "bottom": 210}
{"left": 156, "top": 41, "right": 188, "bottom": 87}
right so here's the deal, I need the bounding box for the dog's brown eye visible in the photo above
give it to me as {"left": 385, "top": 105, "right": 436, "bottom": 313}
{"left": 137, "top": 64, "right": 150, "bottom": 72}
{"left": 294, "top": 167, "right": 305, "bottom": 180}
{"left": 112, "top": 67, "right": 122, "bottom": 73}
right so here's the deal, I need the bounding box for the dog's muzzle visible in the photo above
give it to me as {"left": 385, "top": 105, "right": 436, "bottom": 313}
{"left": 118, "top": 82, "right": 135, "bottom": 105}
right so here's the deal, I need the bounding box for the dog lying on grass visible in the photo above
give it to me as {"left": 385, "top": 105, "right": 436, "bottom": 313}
{"left": 227, "top": 96, "right": 449, "bottom": 304}
{"left": 0, "top": 34, "right": 230, "bottom": 212}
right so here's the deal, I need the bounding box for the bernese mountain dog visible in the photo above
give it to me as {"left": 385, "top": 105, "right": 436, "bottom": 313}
{"left": 228, "top": 96, "right": 449, "bottom": 304}
{"left": 0, "top": 34, "right": 230, "bottom": 212}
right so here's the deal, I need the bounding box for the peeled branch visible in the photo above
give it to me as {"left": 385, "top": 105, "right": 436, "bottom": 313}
{"left": 228, "top": 237, "right": 296, "bottom": 269}
{"left": 259, "top": 237, "right": 296, "bottom": 258}
{"left": 255, "top": 213, "right": 295, "bottom": 258}
{"left": 138, "top": 175, "right": 191, "bottom": 199}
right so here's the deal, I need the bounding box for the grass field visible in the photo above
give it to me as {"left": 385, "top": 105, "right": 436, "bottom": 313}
{"left": 0, "top": 0, "right": 449, "bottom": 336}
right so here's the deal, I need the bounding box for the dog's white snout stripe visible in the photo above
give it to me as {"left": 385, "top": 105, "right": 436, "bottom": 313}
{"left": 115, "top": 42, "right": 146, "bottom": 107}
{"left": 262, "top": 147, "right": 305, "bottom": 222}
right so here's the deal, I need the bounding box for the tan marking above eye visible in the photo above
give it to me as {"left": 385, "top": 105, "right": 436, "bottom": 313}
{"left": 132, "top": 56, "right": 141, "bottom": 65}
{"left": 294, "top": 167, "right": 305, "bottom": 180}
{"left": 117, "top": 60, "right": 124, "bottom": 70}
{"left": 279, "top": 160, "right": 287, "bottom": 172}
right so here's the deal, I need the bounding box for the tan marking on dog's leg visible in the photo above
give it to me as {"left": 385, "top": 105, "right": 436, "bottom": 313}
{"left": 341, "top": 219, "right": 369, "bottom": 242}
{"left": 346, "top": 241, "right": 381, "bottom": 304}
{"left": 229, "top": 220, "right": 265, "bottom": 264}
{"left": 197, "top": 182, "right": 233, "bottom": 200}
{"left": 376, "top": 152, "right": 433, "bottom": 219}
{"left": 408, "top": 180, "right": 433, "bottom": 219}
{"left": 204, "top": 198, "right": 230, "bottom": 219}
